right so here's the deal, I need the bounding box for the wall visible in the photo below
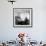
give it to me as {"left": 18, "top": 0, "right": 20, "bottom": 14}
{"left": 0, "top": 0, "right": 46, "bottom": 42}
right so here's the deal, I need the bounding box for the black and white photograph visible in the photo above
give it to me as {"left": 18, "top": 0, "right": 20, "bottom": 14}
{"left": 13, "top": 8, "right": 32, "bottom": 27}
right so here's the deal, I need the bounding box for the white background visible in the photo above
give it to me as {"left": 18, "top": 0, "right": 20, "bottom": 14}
{"left": 0, "top": 0, "right": 46, "bottom": 42}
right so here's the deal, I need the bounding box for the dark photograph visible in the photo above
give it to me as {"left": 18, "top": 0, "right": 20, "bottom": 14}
{"left": 13, "top": 8, "right": 32, "bottom": 27}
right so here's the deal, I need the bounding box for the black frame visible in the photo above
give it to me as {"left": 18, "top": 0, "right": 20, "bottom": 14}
{"left": 13, "top": 8, "right": 33, "bottom": 28}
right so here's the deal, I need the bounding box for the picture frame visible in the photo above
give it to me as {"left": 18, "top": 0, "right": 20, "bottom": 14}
{"left": 13, "top": 8, "right": 33, "bottom": 28}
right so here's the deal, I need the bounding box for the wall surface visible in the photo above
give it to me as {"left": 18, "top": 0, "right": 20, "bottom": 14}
{"left": 0, "top": 0, "right": 46, "bottom": 42}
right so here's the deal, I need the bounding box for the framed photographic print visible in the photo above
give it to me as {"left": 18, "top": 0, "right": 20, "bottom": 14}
{"left": 13, "top": 8, "right": 33, "bottom": 28}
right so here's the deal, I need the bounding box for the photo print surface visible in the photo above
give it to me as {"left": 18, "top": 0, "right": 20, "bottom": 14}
{"left": 13, "top": 8, "right": 32, "bottom": 27}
